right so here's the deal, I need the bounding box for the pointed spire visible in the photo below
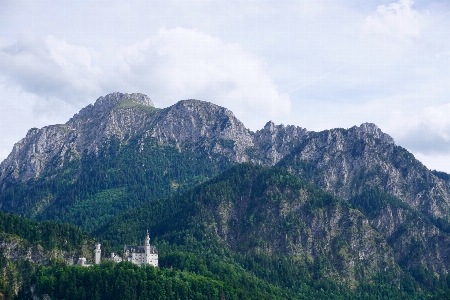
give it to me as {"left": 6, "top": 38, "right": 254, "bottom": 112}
{"left": 145, "top": 229, "right": 150, "bottom": 246}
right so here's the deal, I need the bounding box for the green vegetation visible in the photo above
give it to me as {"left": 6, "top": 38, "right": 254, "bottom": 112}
{"left": 0, "top": 210, "right": 86, "bottom": 252}
{"left": 432, "top": 170, "right": 450, "bottom": 182}
{"left": 0, "top": 136, "right": 231, "bottom": 232}
{"left": 2, "top": 163, "right": 450, "bottom": 299}
{"left": 2, "top": 142, "right": 450, "bottom": 299}
{"left": 114, "top": 99, "right": 161, "bottom": 112}
{"left": 89, "top": 164, "right": 449, "bottom": 299}
{"left": 0, "top": 210, "right": 91, "bottom": 299}
{"left": 17, "top": 251, "right": 436, "bottom": 300}
{"left": 19, "top": 261, "right": 290, "bottom": 300}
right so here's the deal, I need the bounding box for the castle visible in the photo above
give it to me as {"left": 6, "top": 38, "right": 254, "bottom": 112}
{"left": 78, "top": 231, "right": 158, "bottom": 267}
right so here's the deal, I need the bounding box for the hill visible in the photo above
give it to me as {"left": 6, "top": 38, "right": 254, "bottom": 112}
{"left": 0, "top": 211, "right": 92, "bottom": 298}
{"left": 2, "top": 92, "right": 450, "bottom": 298}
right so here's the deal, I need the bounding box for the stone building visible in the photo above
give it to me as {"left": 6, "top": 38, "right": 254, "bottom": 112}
{"left": 123, "top": 231, "right": 158, "bottom": 267}
{"left": 77, "top": 232, "right": 158, "bottom": 267}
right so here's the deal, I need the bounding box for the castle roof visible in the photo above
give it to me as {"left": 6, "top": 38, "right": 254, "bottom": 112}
{"left": 124, "top": 245, "right": 158, "bottom": 254}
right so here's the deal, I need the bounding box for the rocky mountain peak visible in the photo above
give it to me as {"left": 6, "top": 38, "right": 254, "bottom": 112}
{"left": 98, "top": 92, "right": 154, "bottom": 108}
{"left": 253, "top": 121, "right": 308, "bottom": 165}
{"left": 350, "top": 122, "right": 395, "bottom": 144}
{"left": 262, "top": 121, "right": 276, "bottom": 131}
{"left": 69, "top": 93, "right": 154, "bottom": 123}
{"left": 171, "top": 99, "right": 235, "bottom": 117}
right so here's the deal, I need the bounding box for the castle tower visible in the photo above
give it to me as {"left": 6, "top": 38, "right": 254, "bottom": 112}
{"left": 94, "top": 243, "right": 101, "bottom": 264}
{"left": 145, "top": 230, "right": 150, "bottom": 246}
{"left": 144, "top": 230, "right": 150, "bottom": 264}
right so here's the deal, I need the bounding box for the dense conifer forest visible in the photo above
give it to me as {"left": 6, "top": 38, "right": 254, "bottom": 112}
{"left": 2, "top": 95, "right": 450, "bottom": 299}
{"left": 3, "top": 164, "right": 450, "bottom": 299}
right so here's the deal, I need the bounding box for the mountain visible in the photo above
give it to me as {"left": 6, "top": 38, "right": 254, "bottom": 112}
{"left": 8, "top": 164, "right": 450, "bottom": 299}
{"left": 0, "top": 92, "right": 305, "bottom": 185}
{"left": 2, "top": 92, "right": 450, "bottom": 298}
{"left": 277, "top": 126, "right": 450, "bottom": 222}
{"left": 91, "top": 163, "right": 450, "bottom": 298}
{"left": 0, "top": 93, "right": 307, "bottom": 230}
{"left": 96, "top": 164, "right": 398, "bottom": 282}
{"left": 1, "top": 93, "right": 449, "bottom": 234}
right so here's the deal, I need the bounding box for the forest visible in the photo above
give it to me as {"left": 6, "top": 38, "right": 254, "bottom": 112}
{"left": 1, "top": 164, "right": 450, "bottom": 299}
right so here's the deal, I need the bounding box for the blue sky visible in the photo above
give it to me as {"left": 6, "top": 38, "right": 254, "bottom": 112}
{"left": 1, "top": 0, "right": 450, "bottom": 171}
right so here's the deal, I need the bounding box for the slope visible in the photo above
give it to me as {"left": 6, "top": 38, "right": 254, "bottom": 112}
{"left": 0, "top": 210, "right": 93, "bottom": 298}
{"left": 14, "top": 163, "right": 450, "bottom": 299}
{"left": 95, "top": 164, "right": 398, "bottom": 284}
{"left": 277, "top": 125, "right": 450, "bottom": 226}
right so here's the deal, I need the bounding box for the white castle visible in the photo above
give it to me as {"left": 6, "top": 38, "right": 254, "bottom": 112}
{"left": 78, "top": 231, "right": 158, "bottom": 267}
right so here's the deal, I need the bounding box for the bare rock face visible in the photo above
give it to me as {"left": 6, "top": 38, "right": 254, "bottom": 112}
{"left": 278, "top": 124, "right": 450, "bottom": 222}
{"left": 2, "top": 92, "right": 450, "bottom": 221}
{"left": 200, "top": 167, "right": 398, "bottom": 283}
{"left": 0, "top": 93, "right": 308, "bottom": 186}
{"left": 0, "top": 125, "right": 78, "bottom": 184}
{"left": 0, "top": 93, "right": 156, "bottom": 186}
{"left": 372, "top": 205, "right": 450, "bottom": 274}
{"left": 144, "top": 100, "right": 255, "bottom": 162}
{"left": 253, "top": 121, "right": 307, "bottom": 166}
{"left": 351, "top": 122, "right": 394, "bottom": 145}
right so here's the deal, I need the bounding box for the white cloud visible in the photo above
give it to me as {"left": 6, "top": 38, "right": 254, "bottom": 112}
{"left": 0, "top": 34, "right": 102, "bottom": 102}
{"left": 118, "top": 27, "right": 291, "bottom": 126}
{"left": 386, "top": 102, "right": 450, "bottom": 155}
{"left": 364, "top": 0, "right": 425, "bottom": 43}
{"left": 0, "top": 28, "right": 291, "bottom": 131}
{"left": 413, "top": 152, "right": 450, "bottom": 173}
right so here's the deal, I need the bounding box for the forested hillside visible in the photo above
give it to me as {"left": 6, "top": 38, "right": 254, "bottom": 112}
{"left": 2, "top": 93, "right": 450, "bottom": 299}
{"left": 90, "top": 163, "right": 450, "bottom": 299}
{"left": 0, "top": 135, "right": 230, "bottom": 232}
{"left": 4, "top": 164, "right": 450, "bottom": 299}
{"left": 0, "top": 211, "right": 92, "bottom": 298}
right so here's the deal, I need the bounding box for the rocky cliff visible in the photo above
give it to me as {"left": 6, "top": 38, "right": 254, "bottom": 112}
{"left": 2, "top": 92, "right": 450, "bottom": 295}
{"left": 1, "top": 92, "right": 450, "bottom": 233}
{"left": 0, "top": 93, "right": 306, "bottom": 187}
{"left": 277, "top": 126, "right": 450, "bottom": 222}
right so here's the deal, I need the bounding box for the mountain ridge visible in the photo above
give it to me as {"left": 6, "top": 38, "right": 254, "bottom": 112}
{"left": 2, "top": 92, "right": 450, "bottom": 298}
{"left": 1, "top": 93, "right": 396, "bottom": 185}
{"left": 1, "top": 92, "right": 449, "bottom": 227}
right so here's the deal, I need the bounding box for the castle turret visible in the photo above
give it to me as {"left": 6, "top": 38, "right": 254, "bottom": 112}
{"left": 94, "top": 243, "right": 101, "bottom": 264}
{"left": 144, "top": 230, "right": 150, "bottom": 261}
{"left": 145, "top": 230, "right": 150, "bottom": 246}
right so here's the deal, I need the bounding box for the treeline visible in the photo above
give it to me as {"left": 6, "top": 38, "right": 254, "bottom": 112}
{"left": 18, "top": 251, "right": 449, "bottom": 300}
{"left": 0, "top": 210, "right": 85, "bottom": 251}
{"left": 0, "top": 136, "right": 231, "bottom": 232}
{"left": 17, "top": 261, "right": 288, "bottom": 300}
{"left": 0, "top": 210, "right": 90, "bottom": 299}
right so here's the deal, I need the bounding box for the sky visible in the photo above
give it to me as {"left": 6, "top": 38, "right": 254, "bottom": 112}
{"left": 0, "top": 0, "right": 449, "bottom": 172}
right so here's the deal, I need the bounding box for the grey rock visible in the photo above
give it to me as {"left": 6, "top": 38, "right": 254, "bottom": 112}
{"left": 279, "top": 124, "right": 450, "bottom": 221}
{"left": 0, "top": 93, "right": 307, "bottom": 186}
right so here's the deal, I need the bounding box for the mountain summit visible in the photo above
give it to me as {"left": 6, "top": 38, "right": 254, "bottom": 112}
{"left": 2, "top": 92, "right": 450, "bottom": 296}
{"left": 0, "top": 93, "right": 307, "bottom": 185}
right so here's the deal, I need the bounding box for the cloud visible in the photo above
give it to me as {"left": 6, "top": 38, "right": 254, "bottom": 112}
{"left": 0, "top": 28, "right": 291, "bottom": 130}
{"left": 364, "top": 0, "right": 425, "bottom": 43}
{"left": 390, "top": 103, "right": 450, "bottom": 155}
{"left": 0, "top": 34, "right": 102, "bottom": 103}
{"left": 413, "top": 153, "right": 450, "bottom": 173}
{"left": 117, "top": 27, "right": 291, "bottom": 127}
